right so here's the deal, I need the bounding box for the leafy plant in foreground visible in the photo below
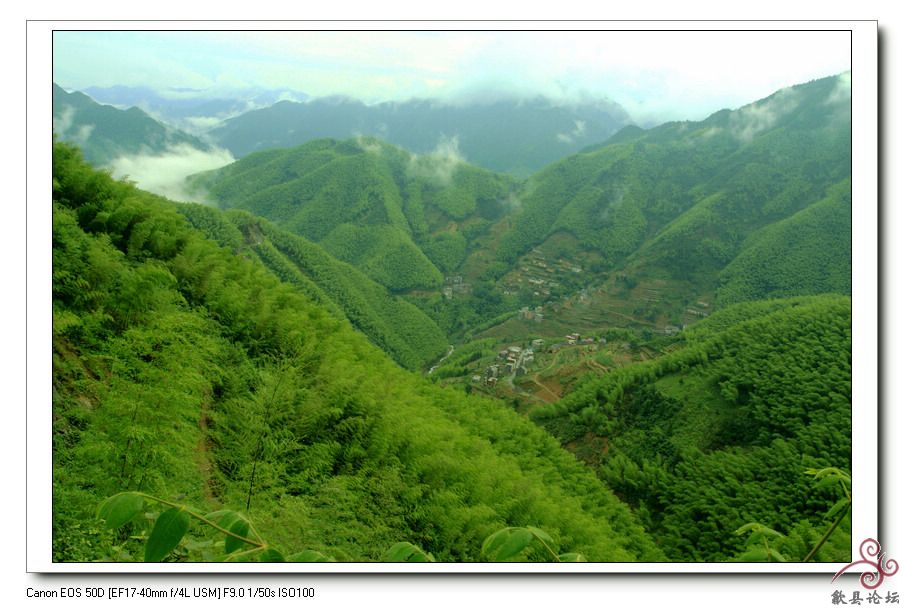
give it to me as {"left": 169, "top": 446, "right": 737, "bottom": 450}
{"left": 481, "top": 526, "right": 586, "bottom": 562}
{"left": 98, "top": 492, "right": 325, "bottom": 562}
{"left": 802, "top": 467, "right": 852, "bottom": 562}
{"left": 98, "top": 492, "right": 444, "bottom": 563}
{"left": 98, "top": 492, "right": 586, "bottom": 563}
{"left": 733, "top": 467, "right": 852, "bottom": 563}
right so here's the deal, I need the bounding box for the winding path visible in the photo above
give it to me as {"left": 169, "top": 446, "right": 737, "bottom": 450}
{"left": 427, "top": 345, "right": 455, "bottom": 374}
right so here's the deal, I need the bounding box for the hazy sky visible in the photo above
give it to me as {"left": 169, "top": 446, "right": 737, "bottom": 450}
{"left": 53, "top": 29, "right": 852, "bottom": 124}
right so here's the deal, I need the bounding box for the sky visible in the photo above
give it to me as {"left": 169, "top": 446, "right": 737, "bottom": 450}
{"left": 52, "top": 29, "right": 852, "bottom": 125}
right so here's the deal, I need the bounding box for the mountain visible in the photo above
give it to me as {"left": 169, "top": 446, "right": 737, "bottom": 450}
{"left": 52, "top": 139, "right": 660, "bottom": 562}
{"left": 190, "top": 137, "right": 520, "bottom": 294}
{"left": 487, "top": 73, "right": 851, "bottom": 330}
{"left": 208, "top": 96, "right": 631, "bottom": 176}
{"left": 52, "top": 83, "right": 210, "bottom": 166}
{"left": 193, "top": 73, "right": 852, "bottom": 346}
{"left": 49, "top": 71, "right": 854, "bottom": 564}
{"left": 81, "top": 84, "right": 310, "bottom": 131}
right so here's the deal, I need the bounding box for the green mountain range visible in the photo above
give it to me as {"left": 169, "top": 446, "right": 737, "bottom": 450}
{"left": 190, "top": 137, "right": 519, "bottom": 294}
{"left": 50, "top": 71, "right": 853, "bottom": 564}
{"left": 207, "top": 96, "right": 631, "bottom": 176}
{"left": 496, "top": 74, "right": 851, "bottom": 298}
{"left": 52, "top": 140, "right": 659, "bottom": 562}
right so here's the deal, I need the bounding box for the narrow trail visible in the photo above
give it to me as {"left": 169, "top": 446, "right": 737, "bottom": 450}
{"left": 427, "top": 345, "right": 455, "bottom": 374}
{"left": 529, "top": 374, "right": 559, "bottom": 402}
{"left": 585, "top": 359, "right": 609, "bottom": 374}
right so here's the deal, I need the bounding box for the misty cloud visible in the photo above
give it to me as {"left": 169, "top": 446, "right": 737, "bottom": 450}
{"left": 353, "top": 135, "right": 384, "bottom": 155}
{"left": 53, "top": 31, "right": 851, "bottom": 127}
{"left": 53, "top": 106, "right": 95, "bottom": 146}
{"left": 556, "top": 119, "right": 587, "bottom": 144}
{"left": 505, "top": 192, "right": 523, "bottom": 211}
{"left": 826, "top": 70, "right": 852, "bottom": 105}
{"left": 108, "top": 144, "right": 235, "bottom": 203}
{"left": 407, "top": 134, "right": 466, "bottom": 186}
{"left": 728, "top": 86, "right": 801, "bottom": 143}
{"left": 182, "top": 115, "right": 226, "bottom": 132}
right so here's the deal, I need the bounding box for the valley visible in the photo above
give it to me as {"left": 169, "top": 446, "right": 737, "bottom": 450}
{"left": 50, "top": 66, "right": 854, "bottom": 564}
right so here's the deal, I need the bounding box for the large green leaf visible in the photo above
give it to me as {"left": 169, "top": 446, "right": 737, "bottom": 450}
{"left": 734, "top": 522, "right": 783, "bottom": 539}
{"left": 224, "top": 517, "right": 250, "bottom": 553}
{"left": 205, "top": 509, "right": 242, "bottom": 530}
{"left": 525, "top": 526, "right": 555, "bottom": 550}
{"left": 825, "top": 499, "right": 851, "bottom": 519}
{"left": 258, "top": 548, "right": 285, "bottom": 562}
{"left": 383, "top": 542, "right": 434, "bottom": 562}
{"left": 558, "top": 552, "right": 587, "bottom": 562}
{"left": 481, "top": 527, "right": 535, "bottom": 562}
{"left": 144, "top": 507, "right": 190, "bottom": 562}
{"left": 737, "top": 548, "right": 770, "bottom": 562}
{"left": 96, "top": 492, "right": 145, "bottom": 531}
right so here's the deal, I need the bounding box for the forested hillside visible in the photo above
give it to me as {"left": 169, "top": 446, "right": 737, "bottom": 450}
{"left": 532, "top": 295, "right": 851, "bottom": 561}
{"left": 175, "top": 204, "right": 448, "bottom": 370}
{"left": 192, "top": 75, "right": 852, "bottom": 349}
{"left": 52, "top": 83, "right": 210, "bottom": 166}
{"left": 494, "top": 73, "right": 851, "bottom": 303}
{"left": 52, "top": 140, "right": 660, "bottom": 562}
{"left": 50, "top": 70, "right": 854, "bottom": 565}
{"left": 191, "top": 137, "right": 518, "bottom": 293}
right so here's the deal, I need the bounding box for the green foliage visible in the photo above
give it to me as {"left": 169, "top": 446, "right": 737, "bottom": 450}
{"left": 732, "top": 467, "right": 852, "bottom": 563}
{"left": 96, "top": 492, "right": 145, "bottom": 531}
{"left": 320, "top": 223, "right": 443, "bottom": 291}
{"left": 532, "top": 295, "right": 851, "bottom": 562}
{"left": 495, "top": 74, "right": 850, "bottom": 296}
{"left": 52, "top": 140, "right": 659, "bottom": 563}
{"left": 421, "top": 231, "right": 468, "bottom": 273}
{"left": 96, "top": 492, "right": 290, "bottom": 562}
{"left": 481, "top": 526, "right": 586, "bottom": 562}
{"left": 383, "top": 541, "right": 435, "bottom": 562}
{"left": 179, "top": 206, "right": 448, "bottom": 370}
{"left": 193, "top": 137, "right": 516, "bottom": 292}
{"left": 144, "top": 508, "right": 191, "bottom": 562}
{"left": 717, "top": 180, "right": 852, "bottom": 305}
{"left": 734, "top": 523, "right": 787, "bottom": 562}
{"left": 96, "top": 493, "right": 592, "bottom": 564}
